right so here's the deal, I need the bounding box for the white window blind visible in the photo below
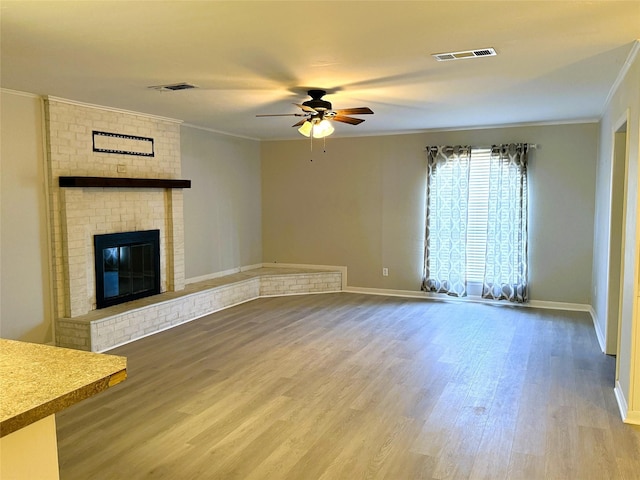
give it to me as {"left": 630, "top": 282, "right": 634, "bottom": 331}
{"left": 466, "top": 148, "right": 491, "bottom": 283}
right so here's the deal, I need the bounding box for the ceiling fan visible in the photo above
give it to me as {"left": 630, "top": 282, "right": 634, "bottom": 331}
{"left": 256, "top": 89, "right": 374, "bottom": 138}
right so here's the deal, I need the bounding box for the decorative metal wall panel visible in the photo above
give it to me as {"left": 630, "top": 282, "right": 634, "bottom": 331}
{"left": 92, "top": 131, "right": 154, "bottom": 157}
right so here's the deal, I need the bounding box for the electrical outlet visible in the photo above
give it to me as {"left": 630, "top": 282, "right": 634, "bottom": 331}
{"left": 117, "top": 164, "right": 127, "bottom": 173}
{"left": 382, "top": 267, "right": 389, "bottom": 277}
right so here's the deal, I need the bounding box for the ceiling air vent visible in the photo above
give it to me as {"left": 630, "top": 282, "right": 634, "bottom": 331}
{"left": 432, "top": 47, "right": 497, "bottom": 61}
{"left": 147, "top": 82, "right": 198, "bottom": 91}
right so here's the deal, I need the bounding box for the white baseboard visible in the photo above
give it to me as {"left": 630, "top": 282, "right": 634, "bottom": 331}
{"left": 345, "top": 286, "right": 447, "bottom": 301}
{"left": 615, "top": 381, "right": 630, "bottom": 422}
{"left": 344, "top": 286, "right": 415, "bottom": 296}
{"left": 588, "top": 306, "right": 607, "bottom": 353}
{"left": 343, "top": 285, "right": 592, "bottom": 313}
{"left": 527, "top": 299, "right": 591, "bottom": 312}
{"left": 613, "top": 381, "right": 640, "bottom": 425}
{"left": 614, "top": 381, "right": 628, "bottom": 419}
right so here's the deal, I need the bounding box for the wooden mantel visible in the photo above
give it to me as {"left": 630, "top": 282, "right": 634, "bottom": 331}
{"left": 58, "top": 176, "right": 191, "bottom": 189}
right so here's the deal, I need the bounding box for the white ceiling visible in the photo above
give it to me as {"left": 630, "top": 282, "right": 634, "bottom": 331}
{"left": 2, "top": 1, "right": 639, "bottom": 140}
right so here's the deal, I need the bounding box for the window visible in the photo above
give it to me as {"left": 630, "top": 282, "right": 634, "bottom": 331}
{"left": 466, "top": 148, "right": 491, "bottom": 284}
{"left": 422, "top": 144, "right": 529, "bottom": 303}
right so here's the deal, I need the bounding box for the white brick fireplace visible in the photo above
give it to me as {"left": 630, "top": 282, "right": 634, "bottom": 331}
{"left": 45, "top": 97, "right": 343, "bottom": 352}
{"left": 44, "top": 97, "right": 185, "bottom": 323}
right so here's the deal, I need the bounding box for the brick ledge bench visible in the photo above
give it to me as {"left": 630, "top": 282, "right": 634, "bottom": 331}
{"left": 55, "top": 267, "right": 342, "bottom": 352}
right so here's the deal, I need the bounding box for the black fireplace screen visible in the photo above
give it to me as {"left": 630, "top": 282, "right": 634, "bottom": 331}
{"left": 94, "top": 230, "right": 160, "bottom": 309}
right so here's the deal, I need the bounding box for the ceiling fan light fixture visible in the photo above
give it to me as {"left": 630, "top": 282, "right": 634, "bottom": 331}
{"left": 313, "top": 119, "right": 334, "bottom": 138}
{"left": 298, "top": 121, "right": 313, "bottom": 137}
{"left": 297, "top": 119, "right": 335, "bottom": 138}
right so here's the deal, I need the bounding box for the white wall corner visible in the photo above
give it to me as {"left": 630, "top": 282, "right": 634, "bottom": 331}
{"left": 589, "top": 306, "right": 607, "bottom": 353}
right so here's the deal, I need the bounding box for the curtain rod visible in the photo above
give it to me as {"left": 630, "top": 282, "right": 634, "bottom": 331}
{"left": 470, "top": 144, "right": 539, "bottom": 150}
{"left": 426, "top": 143, "right": 539, "bottom": 151}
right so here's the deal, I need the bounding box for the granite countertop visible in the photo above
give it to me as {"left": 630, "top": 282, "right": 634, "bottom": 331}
{"left": 0, "top": 339, "right": 126, "bottom": 437}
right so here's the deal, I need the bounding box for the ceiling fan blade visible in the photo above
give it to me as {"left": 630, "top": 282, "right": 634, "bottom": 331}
{"left": 333, "top": 115, "right": 365, "bottom": 125}
{"left": 294, "top": 103, "right": 318, "bottom": 114}
{"left": 334, "top": 107, "right": 374, "bottom": 116}
{"left": 256, "top": 113, "right": 305, "bottom": 117}
{"left": 292, "top": 119, "right": 307, "bottom": 127}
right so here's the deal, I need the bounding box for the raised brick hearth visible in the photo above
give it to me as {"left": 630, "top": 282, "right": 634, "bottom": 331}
{"left": 56, "top": 267, "right": 343, "bottom": 352}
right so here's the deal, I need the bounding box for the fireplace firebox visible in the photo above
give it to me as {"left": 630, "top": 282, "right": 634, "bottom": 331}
{"left": 94, "top": 230, "right": 160, "bottom": 309}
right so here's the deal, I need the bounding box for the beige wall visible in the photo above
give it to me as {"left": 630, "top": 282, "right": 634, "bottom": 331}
{"left": 262, "top": 123, "right": 598, "bottom": 305}
{"left": 181, "top": 126, "right": 262, "bottom": 279}
{"left": 0, "top": 91, "right": 52, "bottom": 342}
{"left": 592, "top": 43, "right": 640, "bottom": 419}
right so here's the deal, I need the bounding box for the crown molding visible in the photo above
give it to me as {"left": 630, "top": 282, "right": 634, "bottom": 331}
{"left": 181, "top": 122, "right": 260, "bottom": 141}
{"left": 1, "top": 88, "right": 42, "bottom": 99}
{"left": 602, "top": 39, "right": 640, "bottom": 114}
{"left": 45, "top": 96, "right": 183, "bottom": 124}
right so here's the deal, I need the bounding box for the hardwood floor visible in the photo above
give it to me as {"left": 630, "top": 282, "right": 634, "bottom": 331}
{"left": 56, "top": 293, "right": 640, "bottom": 479}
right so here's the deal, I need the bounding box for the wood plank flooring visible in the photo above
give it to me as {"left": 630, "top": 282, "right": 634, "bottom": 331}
{"left": 56, "top": 293, "right": 640, "bottom": 479}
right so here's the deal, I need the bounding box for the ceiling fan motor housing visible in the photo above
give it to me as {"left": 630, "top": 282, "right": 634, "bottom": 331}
{"left": 256, "top": 89, "right": 373, "bottom": 128}
{"left": 302, "top": 89, "right": 332, "bottom": 111}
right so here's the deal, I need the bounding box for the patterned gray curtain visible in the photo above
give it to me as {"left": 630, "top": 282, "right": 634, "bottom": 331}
{"left": 422, "top": 146, "right": 471, "bottom": 297}
{"left": 482, "top": 143, "right": 529, "bottom": 302}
